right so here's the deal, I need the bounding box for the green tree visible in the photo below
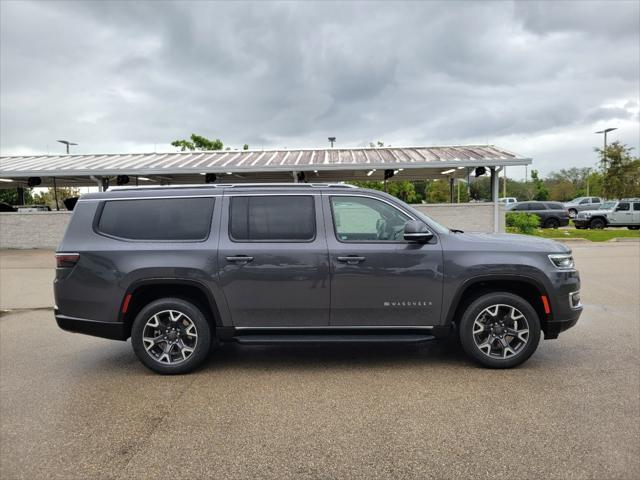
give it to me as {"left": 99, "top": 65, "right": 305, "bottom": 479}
{"left": 530, "top": 170, "right": 549, "bottom": 200}
{"left": 171, "top": 134, "right": 224, "bottom": 151}
{"left": 33, "top": 187, "right": 80, "bottom": 210}
{"left": 597, "top": 141, "right": 640, "bottom": 198}
{"left": 426, "top": 180, "right": 450, "bottom": 203}
{"left": 0, "top": 188, "right": 33, "bottom": 205}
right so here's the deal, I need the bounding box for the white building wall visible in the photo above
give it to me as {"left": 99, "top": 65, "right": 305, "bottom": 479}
{"left": 0, "top": 203, "right": 505, "bottom": 249}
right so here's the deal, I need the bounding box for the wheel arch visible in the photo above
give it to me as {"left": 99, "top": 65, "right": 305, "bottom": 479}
{"left": 119, "top": 279, "right": 223, "bottom": 339}
{"left": 446, "top": 275, "right": 551, "bottom": 330}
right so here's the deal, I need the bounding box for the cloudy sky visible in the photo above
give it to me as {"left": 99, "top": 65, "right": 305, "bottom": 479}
{"left": 1, "top": 0, "right": 638, "bottom": 176}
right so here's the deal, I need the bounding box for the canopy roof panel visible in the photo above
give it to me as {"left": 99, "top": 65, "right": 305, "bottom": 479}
{"left": 0, "top": 145, "right": 531, "bottom": 187}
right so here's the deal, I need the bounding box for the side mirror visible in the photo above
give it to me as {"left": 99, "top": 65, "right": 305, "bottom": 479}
{"left": 404, "top": 220, "right": 433, "bottom": 243}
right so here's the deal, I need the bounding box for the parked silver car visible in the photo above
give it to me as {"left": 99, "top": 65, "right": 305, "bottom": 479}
{"left": 564, "top": 197, "right": 602, "bottom": 218}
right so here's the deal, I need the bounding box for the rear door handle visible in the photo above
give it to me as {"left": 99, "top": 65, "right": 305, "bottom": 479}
{"left": 226, "top": 255, "right": 254, "bottom": 264}
{"left": 337, "top": 256, "right": 366, "bottom": 265}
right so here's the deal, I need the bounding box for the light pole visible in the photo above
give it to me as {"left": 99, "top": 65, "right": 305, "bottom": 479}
{"left": 595, "top": 127, "right": 617, "bottom": 168}
{"left": 57, "top": 140, "right": 78, "bottom": 154}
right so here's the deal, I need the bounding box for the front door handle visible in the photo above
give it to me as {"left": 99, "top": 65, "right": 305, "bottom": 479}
{"left": 226, "top": 255, "right": 254, "bottom": 264}
{"left": 337, "top": 256, "right": 366, "bottom": 265}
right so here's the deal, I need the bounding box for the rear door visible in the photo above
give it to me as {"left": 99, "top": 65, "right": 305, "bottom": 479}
{"left": 217, "top": 193, "right": 330, "bottom": 327}
{"left": 323, "top": 193, "right": 443, "bottom": 326}
{"left": 633, "top": 202, "right": 640, "bottom": 224}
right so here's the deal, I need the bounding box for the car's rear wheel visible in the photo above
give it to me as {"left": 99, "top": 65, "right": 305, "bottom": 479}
{"left": 589, "top": 217, "right": 606, "bottom": 229}
{"left": 131, "top": 297, "right": 211, "bottom": 374}
{"left": 459, "top": 292, "right": 541, "bottom": 368}
{"left": 544, "top": 218, "right": 560, "bottom": 229}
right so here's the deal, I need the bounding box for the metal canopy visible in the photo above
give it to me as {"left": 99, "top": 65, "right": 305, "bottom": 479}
{"left": 0, "top": 145, "right": 531, "bottom": 187}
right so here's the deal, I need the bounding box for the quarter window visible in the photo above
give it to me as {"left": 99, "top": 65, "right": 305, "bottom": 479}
{"left": 229, "top": 196, "right": 315, "bottom": 241}
{"left": 330, "top": 196, "right": 411, "bottom": 242}
{"left": 97, "top": 197, "right": 215, "bottom": 241}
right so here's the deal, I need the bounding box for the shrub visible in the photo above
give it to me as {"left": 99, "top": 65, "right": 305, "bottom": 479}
{"left": 506, "top": 212, "right": 540, "bottom": 234}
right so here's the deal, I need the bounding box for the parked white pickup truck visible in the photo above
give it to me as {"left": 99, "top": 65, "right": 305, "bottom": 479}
{"left": 573, "top": 199, "right": 640, "bottom": 230}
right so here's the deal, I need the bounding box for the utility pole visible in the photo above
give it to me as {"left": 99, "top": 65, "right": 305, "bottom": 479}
{"left": 57, "top": 140, "right": 78, "bottom": 154}
{"left": 503, "top": 166, "right": 507, "bottom": 198}
{"left": 595, "top": 128, "right": 617, "bottom": 168}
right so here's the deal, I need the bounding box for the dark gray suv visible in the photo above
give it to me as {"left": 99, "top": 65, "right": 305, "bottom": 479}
{"left": 54, "top": 184, "right": 582, "bottom": 374}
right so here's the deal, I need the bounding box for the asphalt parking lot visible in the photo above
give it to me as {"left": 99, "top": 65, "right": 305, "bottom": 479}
{"left": 1, "top": 242, "right": 639, "bottom": 480}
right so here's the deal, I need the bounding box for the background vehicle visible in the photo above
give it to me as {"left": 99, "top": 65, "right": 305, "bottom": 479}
{"left": 499, "top": 197, "right": 517, "bottom": 205}
{"left": 573, "top": 199, "right": 640, "bottom": 230}
{"left": 506, "top": 201, "right": 570, "bottom": 228}
{"left": 54, "top": 184, "right": 582, "bottom": 374}
{"left": 564, "top": 197, "right": 603, "bottom": 218}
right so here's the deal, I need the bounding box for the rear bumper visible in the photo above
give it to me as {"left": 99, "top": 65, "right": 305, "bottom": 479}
{"left": 55, "top": 311, "right": 128, "bottom": 341}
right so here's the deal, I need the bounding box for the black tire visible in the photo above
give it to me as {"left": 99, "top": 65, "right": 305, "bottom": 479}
{"left": 628, "top": 226, "right": 640, "bottom": 230}
{"left": 568, "top": 209, "right": 577, "bottom": 218}
{"left": 131, "top": 297, "right": 211, "bottom": 374}
{"left": 589, "top": 217, "right": 606, "bottom": 229}
{"left": 544, "top": 218, "right": 560, "bottom": 229}
{"left": 458, "top": 292, "right": 541, "bottom": 369}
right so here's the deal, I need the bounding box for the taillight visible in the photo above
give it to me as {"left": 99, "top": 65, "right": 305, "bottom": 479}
{"left": 56, "top": 253, "right": 80, "bottom": 268}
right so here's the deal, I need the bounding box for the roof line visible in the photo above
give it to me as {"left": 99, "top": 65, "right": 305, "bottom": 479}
{"left": 0, "top": 144, "right": 510, "bottom": 159}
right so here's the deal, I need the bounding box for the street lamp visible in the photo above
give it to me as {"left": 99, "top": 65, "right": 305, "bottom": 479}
{"left": 328, "top": 137, "right": 336, "bottom": 148}
{"left": 57, "top": 140, "right": 78, "bottom": 154}
{"left": 594, "top": 127, "right": 617, "bottom": 167}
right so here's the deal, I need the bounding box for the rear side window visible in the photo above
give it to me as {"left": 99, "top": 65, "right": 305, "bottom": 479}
{"left": 592, "top": 198, "right": 600, "bottom": 203}
{"left": 97, "top": 197, "right": 215, "bottom": 241}
{"left": 229, "top": 196, "right": 315, "bottom": 242}
{"left": 547, "top": 202, "right": 564, "bottom": 210}
{"left": 530, "top": 203, "right": 546, "bottom": 210}
{"left": 634, "top": 203, "right": 640, "bottom": 211}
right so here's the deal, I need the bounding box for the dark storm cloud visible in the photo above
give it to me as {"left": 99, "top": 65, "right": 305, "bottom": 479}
{"left": 1, "top": 0, "right": 638, "bottom": 174}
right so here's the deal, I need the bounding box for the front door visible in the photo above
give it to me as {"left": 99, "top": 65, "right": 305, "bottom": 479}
{"left": 218, "top": 194, "right": 330, "bottom": 327}
{"left": 610, "top": 201, "right": 632, "bottom": 225}
{"left": 323, "top": 194, "right": 443, "bottom": 326}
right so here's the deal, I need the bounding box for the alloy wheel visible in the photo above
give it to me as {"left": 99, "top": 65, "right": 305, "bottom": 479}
{"left": 142, "top": 310, "right": 198, "bottom": 365}
{"left": 472, "top": 304, "right": 530, "bottom": 359}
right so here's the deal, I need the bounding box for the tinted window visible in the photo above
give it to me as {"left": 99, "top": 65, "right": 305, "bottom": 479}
{"left": 579, "top": 199, "right": 589, "bottom": 205}
{"left": 616, "top": 202, "right": 630, "bottom": 211}
{"left": 512, "top": 203, "right": 527, "bottom": 211}
{"left": 97, "top": 197, "right": 215, "bottom": 241}
{"left": 546, "top": 202, "right": 565, "bottom": 210}
{"left": 229, "top": 196, "right": 315, "bottom": 241}
{"left": 633, "top": 203, "right": 640, "bottom": 211}
{"left": 592, "top": 198, "right": 600, "bottom": 203}
{"left": 330, "top": 196, "right": 411, "bottom": 242}
{"left": 530, "top": 203, "right": 547, "bottom": 210}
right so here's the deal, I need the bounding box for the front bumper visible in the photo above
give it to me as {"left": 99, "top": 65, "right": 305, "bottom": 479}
{"left": 542, "top": 269, "right": 583, "bottom": 339}
{"left": 55, "top": 311, "right": 128, "bottom": 340}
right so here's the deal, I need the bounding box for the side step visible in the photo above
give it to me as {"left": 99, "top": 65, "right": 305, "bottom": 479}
{"left": 232, "top": 334, "right": 436, "bottom": 345}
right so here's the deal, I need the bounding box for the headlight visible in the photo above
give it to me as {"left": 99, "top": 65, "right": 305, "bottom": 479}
{"left": 549, "top": 253, "right": 575, "bottom": 269}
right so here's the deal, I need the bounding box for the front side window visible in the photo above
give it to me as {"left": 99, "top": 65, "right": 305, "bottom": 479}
{"left": 97, "top": 197, "right": 215, "bottom": 241}
{"left": 592, "top": 198, "right": 600, "bottom": 203}
{"left": 330, "top": 196, "right": 411, "bottom": 242}
{"left": 616, "top": 202, "right": 630, "bottom": 211}
{"left": 229, "top": 195, "right": 315, "bottom": 241}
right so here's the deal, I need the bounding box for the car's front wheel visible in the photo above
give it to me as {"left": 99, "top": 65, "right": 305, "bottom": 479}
{"left": 131, "top": 297, "right": 212, "bottom": 374}
{"left": 459, "top": 292, "right": 541, "bottom": 368}
{"left": 589, "top": 217, "right": 606, "bottom": 229}
{"left": 544, "top": 218, "right": 560, "bottom": 229}
{"left": 628, "top": 226, "right": 640, "bottom": 230}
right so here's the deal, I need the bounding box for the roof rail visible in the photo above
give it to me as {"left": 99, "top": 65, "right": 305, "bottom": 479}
{"left": 109, "top": 182, "right": 358, "bottom": 192}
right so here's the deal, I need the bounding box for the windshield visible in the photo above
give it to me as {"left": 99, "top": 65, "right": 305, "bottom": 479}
{"left": 600, "top": 201, "right": 616, "bottom": 210}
